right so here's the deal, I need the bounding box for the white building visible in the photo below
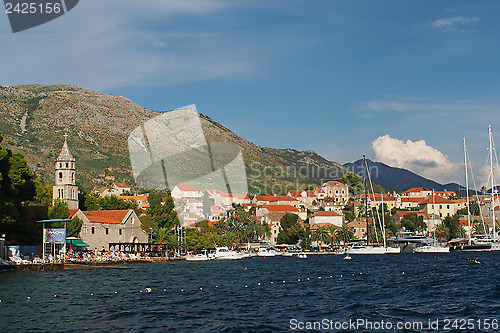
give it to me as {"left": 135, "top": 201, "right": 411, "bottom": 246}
{"left": 309, "top": 211, "right": 344, "bottom": 228}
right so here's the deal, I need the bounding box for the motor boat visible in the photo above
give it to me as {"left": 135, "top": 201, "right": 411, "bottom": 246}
{"left": 257, "top": 248, "right": 277, "bottom": 257}
{"left": 210, "top": 247, "right": 245, "bottom": 260}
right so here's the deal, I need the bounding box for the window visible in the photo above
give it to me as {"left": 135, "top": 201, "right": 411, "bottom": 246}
{"left": 119, "top": 229, "right": 122, "bottom": 236}
{"left": 59, "top": 172, "right": 62, "bottom": 179}
{"left": 447, "top": 205, "right": 450, "bottom": 209}
{"left": 91, "top": 227, "right": 95, "bottom": 234}
{"left": 66, "top": 163, "right": 68, "bottom": 168}
{"left": 105, "top": 228, "right": 109, "bottom": 235}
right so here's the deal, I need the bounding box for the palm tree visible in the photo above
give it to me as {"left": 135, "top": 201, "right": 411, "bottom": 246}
{"left": 336, "top": 225, "right": 354, "bottom": 246}
{"left": 328, "top": 226, "right": 340, "bottom": 247}
{"left": 153, "top": 227, "right": 179, "bottom": 256}
{"left": 312, "top": 226, "right": 330, "bottom": 248}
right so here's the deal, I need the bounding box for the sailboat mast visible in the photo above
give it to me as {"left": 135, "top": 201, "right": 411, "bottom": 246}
{"left": 464, "top": 137, "right": 471, "bottom": 246}
{"left": 489, "top": 125, "right": 496, "bottom": 241}
{"left": 432, "top": 189, "right": 436, "bottom": 244}
{"left": 363, "top": 155, "right": 369, "bottom": 246}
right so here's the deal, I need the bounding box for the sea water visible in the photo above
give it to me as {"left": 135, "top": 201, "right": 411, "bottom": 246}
{"left": 0, "top": 252, "right": 498, "bottom": 332}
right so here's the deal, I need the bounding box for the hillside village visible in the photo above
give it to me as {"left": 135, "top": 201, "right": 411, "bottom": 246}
{"left": 2, "top": 131, "right": 499, "bottom": 259}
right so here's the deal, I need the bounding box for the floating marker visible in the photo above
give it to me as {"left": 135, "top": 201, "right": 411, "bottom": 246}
{"left": 297, "top": 279, "right": 301, "bottom": 282}
{"left": 245, "top": 285, "right": 248, "bottom": 288}
{"left": 145, "top": 288, "right": 152, "bottom": 293}
{"left": 258, "top": 283, "right": 261, "bottom": 286}
{"left": 27, "top": 297, "right": 30, "bottom": 300}
{"left": 282, "top": 281, "right": 286, "bottom": 283}
{"left": 163, "top": 289, "right": 166, "bottom": 292}
{"left": 318, "top": 277, "right": 322, "bottom": 279}
{"left": 53, "top": 295, "right": 57, "bottom": 298}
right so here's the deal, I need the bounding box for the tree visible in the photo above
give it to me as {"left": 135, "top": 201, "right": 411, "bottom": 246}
{"left": 312, "top": 226, "right": 329, "bottom": 247}
{"left": 48, "top": 199, "right": 69, "bottom": 220}
{"left": 31, "top": 178, "right": 52, "bottom": 206}
{"left": 66, "top": 216, "right": 83, "bottom": 238}
{"left": 0, "top": 131, "right": 40, "bottom": 243}
{"left": 277, "top": 213, "right": 308, "bottom": 245}
{"left": 336, "top": 225, "right": 354, "bottom": 245}
{"left": 457, "top": 201, "right": 480, "bottom": 216}
{"left": 342, "top": 203, "right": 355, "bottom": 222}
{"left": 400, "top": 213, "right": 426, "bottom": 232}
{"left": 97, "top": 195, "right": 136, "bottom": 211}
{"left": 442, "top": 214, "right": 466, "bottom": 240}
{"left": 342, "top": 173, "right": 362, "bottom": 195}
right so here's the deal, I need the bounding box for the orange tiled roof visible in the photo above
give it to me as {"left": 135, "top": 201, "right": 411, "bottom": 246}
{"left": 403, "top": 187, "right": 429, "bottom": 193}
{"left": 82, "top": 210, "right": 130, "bottom": 224}
{"left": 263, "top": 205, "right": 299, "bottom": 212}
{"left": 310, "top": 211, "right": 343, "bottom": 217}
{"left": 114, "top": 183, "right": 130, "bottom": 188}
{"left": 419, "top": 196, "right": 455, "bottom": 204}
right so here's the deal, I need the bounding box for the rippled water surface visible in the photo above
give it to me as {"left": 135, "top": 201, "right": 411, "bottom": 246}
{"left": 0, "top": 252, "right": 499, "bottom": 332}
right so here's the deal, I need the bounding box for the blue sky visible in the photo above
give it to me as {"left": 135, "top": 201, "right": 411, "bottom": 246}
{"left": 2, "top": 0, "right": 500, "bottom": 186}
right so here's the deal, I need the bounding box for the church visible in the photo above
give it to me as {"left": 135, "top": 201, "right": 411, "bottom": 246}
{"left": 53, "top": 135, "right": 148, "bottom": 250}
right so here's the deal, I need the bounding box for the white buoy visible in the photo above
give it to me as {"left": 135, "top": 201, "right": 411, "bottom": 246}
{"left": 245, "top": 285, "right": 248, "bottom": 288}
{"left": 270, "top": 281, "right": 273, "bottom": 284}
{"left": 163, "top": 289, "right": 166, "bottom": 292}
{"left": 27, "top": 297, "right": 30, "bottom": 300}
{"left": 297, "top": 279, "right": 301, "bottom": 282}
{"left": 145, "top": 288, "right": 152, "bottom": 293}
{"left": 91, "top": 293, "right": 94, "bottom": 296}
{"left": 258, "top": 283, "right": 261, "bottom": 286}
{"left": 318, "top": 277, "right": 322, "bottom": 279}
{"left": 53, "top": 295, "right": 57, "bottom": 298}
{"left": 282, "top": 281, "right": 285, "bottom": 283}
{"left": 199, "top": 287, "right": 203, "bottom": 290}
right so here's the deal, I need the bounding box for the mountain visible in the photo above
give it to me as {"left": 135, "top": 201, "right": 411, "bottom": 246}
{"left": 0, "top": 84, "right": 350, "bottom": 194}
{"left": 343, "top": 159, "right": 462, "bottom": 192}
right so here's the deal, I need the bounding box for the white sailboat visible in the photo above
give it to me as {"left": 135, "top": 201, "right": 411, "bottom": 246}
{"left": 414, "top": 190, "right": 450, "bottom": 253}
{"left": 345, "top": 155, "right": 399, "bottom": 254}
{"left": 451, "top": 137, "right": 492, "bottom": 251}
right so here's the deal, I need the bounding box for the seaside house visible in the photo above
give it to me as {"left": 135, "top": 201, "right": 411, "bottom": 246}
{"left": 309, "top": 211, "right": 344, "bottom": 228}
{"left": 72, "top": 209, "right": 148, "bottom": 251}
{"left": 171, "top": 185, "right": 203, "bottom": 200}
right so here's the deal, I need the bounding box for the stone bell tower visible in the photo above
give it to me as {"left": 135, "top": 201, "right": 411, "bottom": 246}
{"left": 52, "top": 134, "right": 79, "bottom": 209}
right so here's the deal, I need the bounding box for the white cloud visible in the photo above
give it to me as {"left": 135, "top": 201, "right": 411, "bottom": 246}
{"left": 372, "top": 135, "right": 461, "bottom": 184}
{"left": 430, "top": 16, "right": 480, "bottom": 33}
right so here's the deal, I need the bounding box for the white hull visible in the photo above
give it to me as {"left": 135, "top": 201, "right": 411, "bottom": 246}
{"left": 211, "top": 247, "right": 245, "bottom": 260}
{"left": 385, "top": 247, "right": 401, "bottom": 254}
{"left": 414, "top": 245, "right": 450, "bottom": 253}
{"left": 185, "top": 254, "right": 211, "bottom": 261}
{"left": 345, "top": 246, "right": 387, "bottom": 255}
{"left": 257, "top": 249, "right": 277, "bottom": 257}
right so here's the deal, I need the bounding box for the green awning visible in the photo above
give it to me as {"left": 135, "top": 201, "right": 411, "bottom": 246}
{"left": 66, "top": 239, "right": 89, "bottom": 247}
